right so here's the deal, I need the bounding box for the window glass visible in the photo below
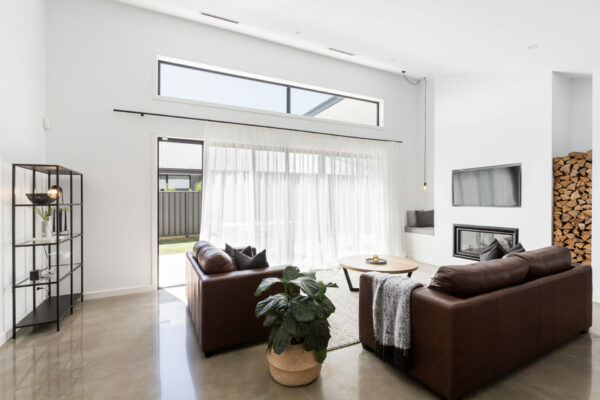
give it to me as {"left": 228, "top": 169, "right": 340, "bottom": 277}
{"left": 168, "top": 175, "right": 190, "bottom": 191}
{"left": 291, "top": 87, "right": 378, "bottom": 126}
{"left": 159, "top": 62, "right": 286, "bottom": 113}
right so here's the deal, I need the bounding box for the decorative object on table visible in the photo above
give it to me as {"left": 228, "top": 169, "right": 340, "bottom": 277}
{"left": 29, "top": 270, "right": 41, "bottom": 281}
{"left": 26, "top": 193, "right": 53, "bottom": 205}
{"left": 47, "top": 185, "right": 63, "bottom": 200}
{"left": 32, "top": 206, "right": 69, "bottom": 238}
{"left": 339, "top": 255, "right": 419, "bottom": 292}
{"left": 25, "top": 185, "right": 63, "bottom": 206}
{"left": 255, "top": 266, "right": 338, "bottom": 386}
{"left": 366, "top": 255, "right": 387, "bottom": 265}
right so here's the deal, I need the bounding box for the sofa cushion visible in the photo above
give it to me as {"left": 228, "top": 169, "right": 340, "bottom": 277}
{"left": 507, "top": 245, "right": 572, "bottom": 281}
{"left": 194, "top": 241, "right": 236, "bottom": 274}
{"left": 236, "top": 249, "right": 269, "bottom": 270}
{"left": 416, "top": 210, "right": 434, "bottom": 227}
{"left": 406, "top": 210, "right": 417, "bottom": 227}
{"left": 507, "top": 242, "right": 525, "bottom": 254}
{"left": 479, "top": 239, "right": 507, "bottom": 261}
{"left": 225, "top": 243, "right": 253, "bottom": 265}
{"left": 429, "top": 256, "right": 529, "bottom": 298}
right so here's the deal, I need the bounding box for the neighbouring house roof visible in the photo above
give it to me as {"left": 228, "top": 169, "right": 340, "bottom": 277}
{"left": 159, "top": 141, "right": 203, "bottom": 170}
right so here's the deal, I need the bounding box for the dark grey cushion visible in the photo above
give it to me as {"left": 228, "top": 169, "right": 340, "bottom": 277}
{"left": 235, "top": 249, "right": 269, "bottom": 270}
{"left": 479, "top": 239, "right": 507, "bottom": 261}
{"left": 225, "top": 243, "right": 253, "bottom": 268}
{"left": 507, "top": 242, "right": 525, "bottom": 254}
{"left": 416, "top": 210, "right": 434, "bottom": 227}
{"left": 406, "top": 210, "right": 417, "bottom": 227}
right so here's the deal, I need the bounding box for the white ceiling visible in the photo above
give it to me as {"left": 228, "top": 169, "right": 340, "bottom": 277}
{"left": 116, "top": 0, "right": 600, "bottom": 76}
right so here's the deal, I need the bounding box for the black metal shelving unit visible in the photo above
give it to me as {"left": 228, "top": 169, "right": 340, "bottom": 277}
{"left": 12, "top": 164, "right": 83, "bottom": 338}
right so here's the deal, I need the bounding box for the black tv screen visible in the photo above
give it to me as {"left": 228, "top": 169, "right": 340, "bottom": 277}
{"left": 452, "top": 164, "right": 521, "bottom": 207}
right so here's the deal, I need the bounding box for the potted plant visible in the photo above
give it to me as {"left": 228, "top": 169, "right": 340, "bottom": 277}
{"left": 254, "top": 266, "right": 337, "bottom": 386}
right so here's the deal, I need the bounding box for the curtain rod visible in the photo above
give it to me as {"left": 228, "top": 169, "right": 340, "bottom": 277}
{"left": 113, "top": 108, "right": 402, "bottom": 144}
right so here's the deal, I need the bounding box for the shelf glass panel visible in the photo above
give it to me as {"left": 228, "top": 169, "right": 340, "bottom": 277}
{"left": 15, "top": 233, "right": 83, "bottom": 247}
{"left": 14, "top": 263, "right": 83, "bottom": 288}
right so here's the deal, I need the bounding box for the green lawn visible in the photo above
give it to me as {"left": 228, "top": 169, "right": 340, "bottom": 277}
{"left": 159, "top": 237, "right": 197, "bottom": 255}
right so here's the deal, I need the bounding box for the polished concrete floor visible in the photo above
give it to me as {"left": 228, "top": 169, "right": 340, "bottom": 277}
{"left": 1, "top": 289, "right": 599, "bottom": 400}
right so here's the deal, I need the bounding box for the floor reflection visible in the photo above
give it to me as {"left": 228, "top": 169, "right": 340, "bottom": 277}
{"left": 157, "top": 289, "right": 197, "bottom": 399}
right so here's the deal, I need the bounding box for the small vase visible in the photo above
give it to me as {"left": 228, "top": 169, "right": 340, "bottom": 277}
{"left": 41, "top": 222, "right": 50, "bottom": 238}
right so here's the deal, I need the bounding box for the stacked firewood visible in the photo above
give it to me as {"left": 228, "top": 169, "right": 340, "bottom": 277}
{"left": 552, "top": 150, "right": 592, "bottom": 265}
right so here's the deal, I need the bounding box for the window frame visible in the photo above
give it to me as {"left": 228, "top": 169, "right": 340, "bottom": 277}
{"left": 155, "top": 56, "right": 384, "bottom": 128}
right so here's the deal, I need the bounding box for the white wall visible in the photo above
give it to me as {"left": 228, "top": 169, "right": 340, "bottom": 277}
{"left": 45, "top": 0, "right": 421, "bottom": 296}
{"left": 0, "top": 0, "right": 47, "bottom": 345}
{"left": 552, "top": 73, "right": 592, "bottom": 157}
{"left": 571, "top": 78, "right": 593, "bottom": 152}
{"left": 552, "top": 73, "right": 572, "bottom": 157}
{"left": 403, "top": 78, "right": 435, "bottom": 211}
{"left": 426, "top": 73, "right": 554, "bottom": 266}
{"left": 592, "top": 71, "right": 600, "bottom": 303}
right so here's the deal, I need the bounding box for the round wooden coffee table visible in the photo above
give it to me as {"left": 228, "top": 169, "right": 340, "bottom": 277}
{"left": 339, "top": 255, "right": 419, "bottom": 292}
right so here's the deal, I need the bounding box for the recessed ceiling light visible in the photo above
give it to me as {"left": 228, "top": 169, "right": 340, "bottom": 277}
{"left": 527, "top": 44, "right": 539, "bottom": 50}
{"left": 200, "top": 12, "right": 239, "bottom": 24}
{"left": 328, "top": 47, "right": 355, "bottom": 56}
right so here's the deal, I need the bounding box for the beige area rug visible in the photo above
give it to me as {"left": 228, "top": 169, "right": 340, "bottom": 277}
{"left": 318, "top": 261, "right": 439, "bottom": 352}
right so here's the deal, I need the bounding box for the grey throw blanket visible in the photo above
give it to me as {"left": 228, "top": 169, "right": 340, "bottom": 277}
{"left": 368, "top": 272, "right": 423, "bottom": 372}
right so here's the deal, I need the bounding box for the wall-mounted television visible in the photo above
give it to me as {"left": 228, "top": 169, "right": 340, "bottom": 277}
{"left": 452, "top": 164, "right": 521, "bottom": 207}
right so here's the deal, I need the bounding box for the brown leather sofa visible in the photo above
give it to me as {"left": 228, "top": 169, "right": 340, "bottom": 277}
{"left": 359, "top": 245, "right": 592, "bottom": 400}
{"left": 186, "top": 241, "right": 286, "bottom": 356}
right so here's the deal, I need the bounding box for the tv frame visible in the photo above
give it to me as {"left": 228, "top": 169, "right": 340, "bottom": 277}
{"left": 452, "top": 163, "right": 522, "bottom": 207}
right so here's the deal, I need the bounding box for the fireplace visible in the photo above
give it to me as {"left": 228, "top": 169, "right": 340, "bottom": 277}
{"left": 453, "top": 224, "right": 519, "bottom": 261}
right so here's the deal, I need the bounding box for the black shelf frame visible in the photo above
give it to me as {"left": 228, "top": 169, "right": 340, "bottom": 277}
{"left": 12, "top": 164, "right": 83, "bottom": 338}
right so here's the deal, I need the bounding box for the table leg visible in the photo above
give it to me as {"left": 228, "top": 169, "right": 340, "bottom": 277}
{"left": 408, "top": 271, "right": 413, "bottom": 278}
{"left": 343, "top": 268, "right": 359, "bottom": 292}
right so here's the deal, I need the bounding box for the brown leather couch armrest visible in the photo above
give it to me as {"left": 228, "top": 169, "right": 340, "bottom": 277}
{"left": 187, "top": 252, "right": 287, "bottom": 352}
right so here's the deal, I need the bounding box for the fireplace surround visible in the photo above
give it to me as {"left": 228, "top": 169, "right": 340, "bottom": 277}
{"left": 453, "top": 224, "right": 519, "bottom": 260}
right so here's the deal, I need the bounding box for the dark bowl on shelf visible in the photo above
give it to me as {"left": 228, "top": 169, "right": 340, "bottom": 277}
{"left": 26, "top": 193, "right": 53, "bottom": 205}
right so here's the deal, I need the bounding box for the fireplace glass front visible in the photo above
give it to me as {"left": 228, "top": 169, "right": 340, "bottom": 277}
{"left": 453, "top": 224, "right": 519, "bottom": 260}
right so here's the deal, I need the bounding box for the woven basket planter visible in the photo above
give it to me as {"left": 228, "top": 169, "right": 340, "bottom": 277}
{"left": 266, "top": 344, "right": 322, "bottom": 386}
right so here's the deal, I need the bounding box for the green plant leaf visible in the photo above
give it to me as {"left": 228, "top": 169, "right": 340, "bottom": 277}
{"left": 255, "top": 293, "right": 288, "bottom": 318}
{"left": 299, "top": 271, "right": 317, "bottom": 279}
{"left": 290, "top": 296, "right": 319, "bottom": 322}
{"left": 263, "top": 313, "right": 281, "bottom": 327}
{"left": 254, "top": 277, "right": 281, "bottom": 297}
{"left": 272, "top": 324, "right": 292, "bottom": 354}
{"left": 290, "top": 276, "right": 321, "bottom": 297}
{"left": 316, "top": 296, "right": 335, "bottom": 319}
{"left": 325, "top": 282, "right": 338, "bottom": 288}
{"left": 282, "top": 266, "right": 300, "bottom": 282}
{"left": 314, "top": 348, "right": 327, "bottom": 363}
{"left": 282, "top": 312, "right": 311, "bottom": 339}
{"left": 303, "top": 320, "right": 330, "bottom": 351}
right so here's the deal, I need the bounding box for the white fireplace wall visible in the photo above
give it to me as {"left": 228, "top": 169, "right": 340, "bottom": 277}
{"left": 426, "top": 73, "right": 554, "bottom": 266}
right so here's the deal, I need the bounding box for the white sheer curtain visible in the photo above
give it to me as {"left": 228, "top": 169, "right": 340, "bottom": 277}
{"left": 199, "top": 122, "right": 404, "bottom": 270}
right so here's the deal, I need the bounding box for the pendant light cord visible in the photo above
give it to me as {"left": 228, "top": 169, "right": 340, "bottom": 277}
{"left": 401, "top": 72, "right": 428, "bottom": 190}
